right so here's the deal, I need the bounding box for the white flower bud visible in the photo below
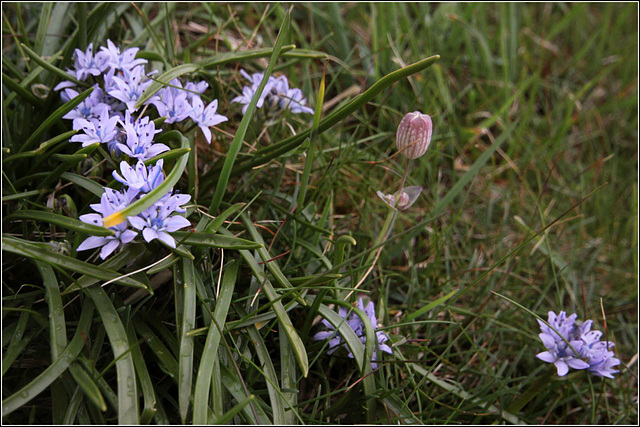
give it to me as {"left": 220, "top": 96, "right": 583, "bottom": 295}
{"left": 396, "top": 111, "right": 433, "bottom": 159}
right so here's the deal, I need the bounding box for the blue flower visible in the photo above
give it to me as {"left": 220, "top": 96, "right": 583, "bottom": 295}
{"left": 108, "top": 65, "right": 153, "bottom": 112}
{"left": 190, "top": 96, "right": 228, "bottom": 144}
{"left": 62, "top": 85, "right": 110, "bottom": 121}
{"left": 100, "top": 39, "right": 148, "bottom": 72}
{"left": 77, "top": 188, "right": 137, "bottom": 259}
{"left": 69, "top": 108, "right": 119, "bottom": 147}
{"left": 72, "top": 43, "right": 110, "bottom": 81}
{"left": 127, "top": 194, "right": 192, "bottom": 248}
{"left": 150, "top": 79, "right": 193, "bottom": 124}
{"left": 313, "top": 298, "right": 392, "bottom": 369}
{"left": 112, "top": 159, "right": 165, "bottom": 193}
{"left": 231, "top": 69, "right": 313, "bottom": 116}
{"left": 536, "top": 310, "right": 620, "bottom": 378}
{"left": 116, "top": 118, "right": 168, "bottom": 161}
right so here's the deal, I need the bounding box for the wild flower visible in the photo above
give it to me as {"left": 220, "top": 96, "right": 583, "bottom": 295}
{"left": 376, "top": 186, "right": 423, "bottom": 210}
{"left": 189, "top": 97, "right": 228, "bottom": 144}
{"left": 100, "top": 39, "right": 147, "bottom": 72}
{"left": 150, "top": 80, "right": 193, "bottom": 124}
{"left": 231, "top": 69, "right": 313, "bottom": 115}
{"left": 62, "top": 86, "right": 110, "bottom": 121}
{"left": 107, "top": 65, "right": 153, "bottom": 112}
{"left": 127, "top": 193, "right": 192, "bottom": 248}
{"left": 396, "top": 111, "right": 433, "bottom": 159}
{"left": 69, "top": 109, "right": 119, "bottom": 147}
{"left": 313, "top": 298, "right": 392, "bottom": 369}
{"left": 536, "top": 310, "right": 620, "bottom": 378}
{"left": 112, "top": 159, "right": 165, "bottom": 193}
{"left": 72, "top": 43, "right": 110, "bottom": 81}
{"left": 77, "top": 188, "right": 137, "bottom": 259}
{"left": 184, "top": 80, "right": 209, "bottom": 100}
{"left": 116, "top": 118, "right": 169, "bottom": 161}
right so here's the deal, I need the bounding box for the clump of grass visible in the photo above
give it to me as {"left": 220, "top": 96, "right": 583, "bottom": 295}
{"left": 2, "top": 3, "right": 637, "bottom": 425}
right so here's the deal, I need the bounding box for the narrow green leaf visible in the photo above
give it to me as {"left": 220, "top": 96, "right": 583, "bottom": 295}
{"left": 220, "top": 227, "right": 309, "bottom": 377}
{"left": 20, "top": 43, "right": 87, "bottom": 88}
{"left": 2, "top": 299, "right": 94, "bottom": 417}
{"left": 68, "top": 364, "right": 107, "bottom": 412}
{"left": 5, "top": 209, "right": 114, "bottom": 237}
{"left": 144, "top": 147, "right": 191, "bottom": 166}
{"left": 405, "top": 289, "right": 457, "bottom": 322}
{"left": 34, "top": 3, "right": 53, "bottom": 55}
{"left": 178, "top": 257, "right": 197, "bottom": 423}
{"left": 1, "top": 72, "right": 43, "bottom": 107}
{"left": 296, "top": 65, "right": 326, "bottom": 209}
{"left": 211, "top": 395, "right": 256, "bottom": 425}
{"left": 171, "top": 231, "right": 262, "bottom": 250}
{"left": 84, "top": 286, "right": 139, "bottom": 424}
{"left": 2, "top": 235, "right": 146, "bottom": 289}
{"left": 126, "top": 324, "right": 157, "bottom": 423}
{"left": 193, "top": 259, "right": 240, "bottom": 424}
{"left": 204, "top": 8, "right": 291, "bottom": 216}
{"left": 433, "top": 120, "right": 518, "bottom": 216}
{"left": 19, "top": 86, "right": 94, "bottom": 153}
{"left": 60, "top": 172, "right": 105, "bottom": 197}
{"left": 3, "top": 130, "right": 77, "bottom": 164}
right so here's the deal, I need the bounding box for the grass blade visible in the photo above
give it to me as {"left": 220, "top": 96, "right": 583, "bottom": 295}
{"left": 193, "top": 259, "right": 240, "bottom": 424}
{"left": 204, "top": 8, "right": 291, "bottom": 216}
{"left": 178, "top": 257, "right": 197, "bottom": 423}
{"left": 18, "top": 86, "right": 94, "bottom": 153}
{"left": 5, "top": 209, "right": 114, "bottom": 237}
{"left": 2, "top": 235, "right": 146, "bottom": 289}
{"left": 84, "top": 286, "right": 139, "bottom": 424}
{"left": 2, "top": 299, "right": 94, "bottom": 417}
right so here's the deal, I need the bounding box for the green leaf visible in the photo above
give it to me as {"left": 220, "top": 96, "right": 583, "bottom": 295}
{"left": 68, "top": 364, "right": 107, "bottom": 412}
{"left": 144, "top": 147, "right": 191, "bottom": 166}
{"left": 19, "top": 86, "right": 94, "bottom": 153}
{"left": 103, "top": 131, "right": 189, "bottom": 228}
{"left": 3, "top": 130, "right": 77, "bottom": 164}
{"left": 4, "top": 209, "right": 114, "bottom": 237}
{"left": 203, "top": 8, "right": 291, "bottom": 216}
{"left": 220, "top": 226, "right": 309, "bottom": 377}
{"left": 171, "top": 231, "right": 262, "bottom": 250}
{"left": 84, "top": 286, "right": 139, "bottom": 424}
{"left": 2, "top": 235, "right": 146, "bottom": 289}
{"left": 405, "top": 290, "right": 457, "bottom": 322}
{"left": 2, "top": 299, "right": 94, "bottom": 417}
{"left": 60, "top": 172, "right": 105, "bottom": 197}
{"left": 192, "top": 259, "right": 240, "bottom": 424}
{"left": 178, "top": 258, "right": 197, "bottom": 423}
{"left": 20, "top": 43, "right": 87, "bottom": 87}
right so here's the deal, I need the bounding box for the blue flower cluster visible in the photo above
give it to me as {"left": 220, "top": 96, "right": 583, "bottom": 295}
{"left": 536, "top": 310, "right": 620, "bottom": 378}
{"left": 313, "top": 298, "right": 392, "bottom": 369}
{"left": 231, "top": 69, "right": 314, "bottom": 115}
{"left": 55, "top": 40, "right": 207, "bottom": 259}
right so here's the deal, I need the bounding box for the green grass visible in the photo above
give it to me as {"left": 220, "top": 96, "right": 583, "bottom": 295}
{"left": 2, "top": 2, "right": 637, "bottom": 424}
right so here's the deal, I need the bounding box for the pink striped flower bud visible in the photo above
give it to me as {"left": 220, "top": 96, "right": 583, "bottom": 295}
{"left": 396, "top": 111, "right": 433, "bottom": 159}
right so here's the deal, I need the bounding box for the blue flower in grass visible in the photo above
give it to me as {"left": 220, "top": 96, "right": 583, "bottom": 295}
{"left": 77, "top": 188, "right": 137, "bottom": 259}
{"left": 127, "top": 193, "right": 192, "bottom": 248}
{"left": 536, "top": 310, "right": 620, "bottom": 378}
{"left": 313, "top": 298, "right": 392, "bottom": 369}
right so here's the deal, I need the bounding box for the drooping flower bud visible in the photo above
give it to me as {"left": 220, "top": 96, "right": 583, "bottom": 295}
{"left": 376, "top": 186, "right": 423, "bottom": 210}
{"left": 396, "top": 111, "right": 433, "bottom": 159}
